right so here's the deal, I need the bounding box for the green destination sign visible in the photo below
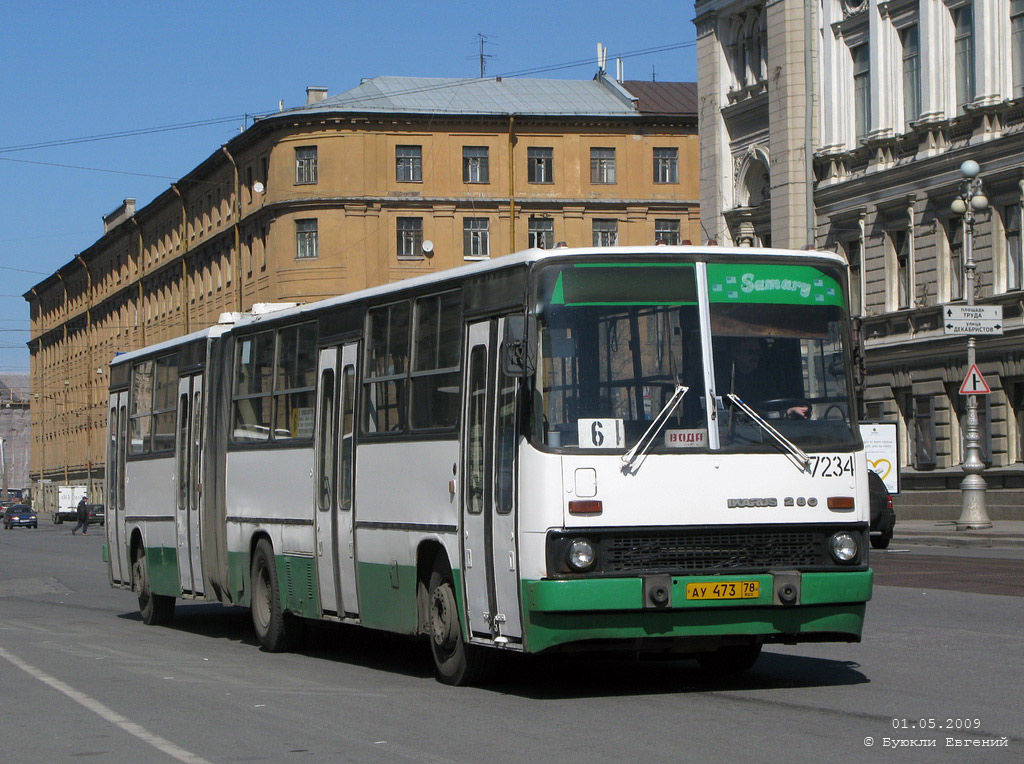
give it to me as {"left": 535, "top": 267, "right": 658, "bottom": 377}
{"left": 706, "top": 264, "right": 844, "bottom": 307}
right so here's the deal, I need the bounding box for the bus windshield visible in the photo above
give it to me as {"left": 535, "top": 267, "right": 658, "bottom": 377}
{"left": 534, "top": 259, "right": 858, "bottom": 453}
{"left": 708, "top": 262, "right": 857, "bottom": 450}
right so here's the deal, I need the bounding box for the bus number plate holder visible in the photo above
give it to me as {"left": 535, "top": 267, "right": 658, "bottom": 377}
{"left": 685, "top": 581, "right": 760, "bottom": 600}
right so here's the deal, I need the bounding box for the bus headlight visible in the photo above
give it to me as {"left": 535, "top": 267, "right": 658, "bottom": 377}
{"left": 828, "top": 532, "right": 859, "bottom": 563}
{"left": 567, "top": 538, "right": 596, "bottom": 571}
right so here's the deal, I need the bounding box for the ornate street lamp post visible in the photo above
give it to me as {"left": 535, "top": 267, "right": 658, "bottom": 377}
{"left": 950, "top": 160, "right": 992, "bottom": 530}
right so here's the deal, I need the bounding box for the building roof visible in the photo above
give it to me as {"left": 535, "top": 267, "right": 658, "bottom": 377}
{"left": 0, "top": 375, "right": 30, "bottom": 404}
{"left": 620, "top": 80, "right": 698, "bottom": 115}
{"left": 293, "top": 75, "right": 694, "bottom": 118}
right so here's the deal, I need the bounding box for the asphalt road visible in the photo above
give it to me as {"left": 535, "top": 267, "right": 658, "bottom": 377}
{"left": 1, "top": 522, "right": 1020, "bottom": 764}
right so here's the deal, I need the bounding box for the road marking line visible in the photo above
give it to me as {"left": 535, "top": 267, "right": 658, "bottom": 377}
{"left": 0, "top": 645, "right": 213, "bottom": 764}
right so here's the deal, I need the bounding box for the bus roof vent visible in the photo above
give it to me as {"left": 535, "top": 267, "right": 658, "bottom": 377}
{"left": 250, "top": 302, "right": 299, "bottom": 316}
{"left": 218, "top": 312, "right": 242, "bottom": 324}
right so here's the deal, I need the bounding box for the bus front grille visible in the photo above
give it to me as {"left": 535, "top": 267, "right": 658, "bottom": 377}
{"left": 546, "top": 524, "right": 868, "bottom": 577}
{"left": 603, "top": 530, "right": 820, "bottom": 573}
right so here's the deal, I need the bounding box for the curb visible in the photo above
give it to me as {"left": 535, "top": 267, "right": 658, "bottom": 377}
{"left": 891, "top": 532, "right": 1024, "bottom": 549}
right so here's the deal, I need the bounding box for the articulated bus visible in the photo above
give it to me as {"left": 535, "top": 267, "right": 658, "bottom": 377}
{"left": 105, "top": 246, "right": 872, "bottom": 685}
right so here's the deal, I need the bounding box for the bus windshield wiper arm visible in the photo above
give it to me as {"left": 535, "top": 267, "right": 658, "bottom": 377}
{"left": 621, "top": 385, "right": 689, "bottom": 472}
{"left": 725, "top": 394, "right": 810, "bottom": 469}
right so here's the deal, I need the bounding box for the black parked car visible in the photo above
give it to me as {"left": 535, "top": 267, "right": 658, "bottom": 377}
{"left": 86, "top": 504, "right": 105, "bottom": 526}
{"left": 868, "top": 470, "right": 896, "bottom": 549}
{"left": 3, "top": 504, "right": 38, "bottom": 529}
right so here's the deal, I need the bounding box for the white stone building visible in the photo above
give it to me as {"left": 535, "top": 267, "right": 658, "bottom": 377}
{"left": 695, "top": 0, "right": 1024, "bottom": 518}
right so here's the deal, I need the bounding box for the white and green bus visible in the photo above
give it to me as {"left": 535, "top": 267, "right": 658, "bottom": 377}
{"left": 105, "top": 245, "right": 872, "bottom": 685}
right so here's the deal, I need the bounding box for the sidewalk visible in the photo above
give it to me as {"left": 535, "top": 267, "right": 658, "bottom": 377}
{"left": 892, "top": 520, "right": 1024, "bottom": 549}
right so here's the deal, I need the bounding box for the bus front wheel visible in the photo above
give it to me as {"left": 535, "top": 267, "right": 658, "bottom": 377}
{"left": 427, "top": 562, "right": 493, "bottom": 686}
{"left": 133, "top": 549, "right": 175, "bottom": 626}
{"left": 250, "top": 539, "right": 301, "bottom": 652}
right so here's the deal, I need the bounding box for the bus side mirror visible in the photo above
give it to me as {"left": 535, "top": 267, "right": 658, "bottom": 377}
{"left": 502, "top": 315, "right": 537, "bottom": 376}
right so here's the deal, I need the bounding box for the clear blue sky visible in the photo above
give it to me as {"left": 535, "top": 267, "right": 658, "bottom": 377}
{"left": 0, "top": 0, "right": 697, "bottom": 377}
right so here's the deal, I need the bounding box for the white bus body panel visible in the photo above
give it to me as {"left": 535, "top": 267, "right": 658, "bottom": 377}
{"left": 559, "top": 452, "right": 869, "bottom": 528}
{"left": 224, "top": 448, "right": 316, "bottom": 557}
{"left": 354, "top": 441, "right": 459, "bottom": 531}
{"left": 123, "top": 457, "right": 178, "bottom": 572}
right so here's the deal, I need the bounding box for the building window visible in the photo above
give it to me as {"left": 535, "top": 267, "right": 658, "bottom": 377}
{"left": 897, "top": 389, "right": 937, "bottom": 469}
{"left": 1004, "top": 204, "right": 1023, "bottom": 292}
{"left": 296, "top": 219, "right": 318, "bottom": 260}
{"left": 397, "top": 217, "right": 423, "bottom": 259}
{"left": 1009, "top": 378, "right": 1024, "bottom": 462}
{"left": 463, "top": 217, "right": 490, "bottom": 259}
{"left": 593, "top": 219, "right": 618, "bottom": 247}
{"left": 527, "top": 147, "right": 553, "bottom": 184}
{"left": 1014, "top": 0, "right": 1024, "bottom": 98}
{"left": 953, "top": 4, "right": 975, "bottom": 110}
{"left": 590, "top": 148, "right": 616, "bottom": 184}
{"left": 396, "top": 145, "right": 423, "bottom": 182}
{"left": 654, "top": 219, "right": 681, "bottom": 245}
{"left": 891, "top": 229, "right": 911, "bottom": 310}
{"left": 295, "top": 146, "right": 318, "bottom": 185}
{"left": 852, "top": 44, "right": 871, "bottom": 141}
{"left": 528, "top": 217, "right": 554, "bottom": 249}
{"left": 947, "top": 218, "right": 964, "bottom": 300}
{"left": 900, "top": 25, "right": 921, "bottom": 131}
{"left": 462, "top": 146, "right": 489, "bottom": 183}
{"left": 844, "top": 237, "right": 863, "bottom": 316}
{"left": 653, "top": 148, "right": 678, "bottom": 184}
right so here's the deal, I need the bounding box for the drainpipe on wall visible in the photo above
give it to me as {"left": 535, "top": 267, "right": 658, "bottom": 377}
{"left": 508, "top": 115, "right": 517, "bottom": 248}
{"left": 75, "top": 255, "right": 94, "bottom": 494}
{"left": 130, "top": 218, "right": 146, "bottom": 348}
{"left": 171, "top": 184, "right": 189, "bottom": 335}
{"left": 55, "top": 272, "right": 70, "bottom": 489}
{"left": 220, "top": 146, "right": 243, "bottom": 312}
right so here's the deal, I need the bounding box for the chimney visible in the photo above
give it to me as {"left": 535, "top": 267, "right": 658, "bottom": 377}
{"left": 306, "top": 86, "right": 328, "bottom": 105}
{"left": 102, "top": 198, "right": 136, "bottom": 234}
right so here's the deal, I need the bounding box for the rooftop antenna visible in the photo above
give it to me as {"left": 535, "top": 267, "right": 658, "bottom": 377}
{"left": 651, "top": 65, "right": 657, "bottom": 82}
{"left": 474, "top": 33, "right": 494, "bottom": 78}
{"left": 597, "top": 42, "right": 608, "bottom": 75}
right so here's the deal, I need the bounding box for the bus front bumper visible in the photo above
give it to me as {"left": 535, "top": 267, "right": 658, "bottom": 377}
{"left": 522, "top": 569, "right": 872, "bottom": 654}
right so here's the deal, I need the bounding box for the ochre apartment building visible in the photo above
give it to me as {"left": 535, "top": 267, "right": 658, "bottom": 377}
{"left": 25, "top": 73, "right": 699, "bottom": 509}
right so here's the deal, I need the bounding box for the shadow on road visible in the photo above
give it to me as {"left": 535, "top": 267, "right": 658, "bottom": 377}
{"left": 118, "top": 604, "right": 867, "bottom": 695}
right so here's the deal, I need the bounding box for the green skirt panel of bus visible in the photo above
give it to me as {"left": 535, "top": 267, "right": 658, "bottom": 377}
{"left": 520, "top": 570, "right": 872, "bottom": 653}
{"left": 226, "top": 550, "right": 321, "bottom": 619}
{"left": 139, "top": 545, "right": 182, "bottom": 597}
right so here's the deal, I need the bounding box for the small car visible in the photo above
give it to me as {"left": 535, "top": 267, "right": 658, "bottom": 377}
{"left": 868, "top": 470, "right": 896, "bottom": 549}
{"left": 86, "top": 504, "right": 105, "bottom": 526}
{"left": 3, "top": 504, "right": 38, "bottom": 529}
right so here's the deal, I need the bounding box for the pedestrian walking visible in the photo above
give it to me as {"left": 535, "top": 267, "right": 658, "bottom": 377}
{"left": 71, "top": 496, "right": 89, "bottom": 535}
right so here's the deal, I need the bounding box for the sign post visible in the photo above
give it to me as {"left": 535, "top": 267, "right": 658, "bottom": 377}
{"left": 950, "top": 160, "right": 992, "bottom": 530}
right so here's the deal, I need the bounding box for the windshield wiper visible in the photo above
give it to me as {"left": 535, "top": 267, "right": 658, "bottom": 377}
{"left": 725, "top": 394, "right": 810, "bottom": 469}
{"left": 621, "top": 385, "right": 689, "bottom": 473}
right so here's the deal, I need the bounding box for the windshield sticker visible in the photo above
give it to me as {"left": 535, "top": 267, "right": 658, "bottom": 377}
{"left": 707, "top": 264, "right": 844, "bottom": 307}
{"left": 549, "top": 264, "right": 697, "bottom": 306}
{"left": 664, "top": 429, "right": 706, "bottom": 448}
{"left": 577, "top": 419, "right": 624, "bottom": 448}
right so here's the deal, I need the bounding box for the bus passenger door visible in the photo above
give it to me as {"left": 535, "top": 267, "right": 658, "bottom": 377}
{"left": 314, "top": 347, "right": 341, "bottom": 616}
{"left": 314, "top": 343, "right": 359, "bottom": 618}
{"left": 106, "top": 392, "right": 128, "bottom": 585}
{"left": 461, "top": 319, "right": 522, "bottom": 644}
{"left": 175, "top": 373, "right": 204, "bottom": 596}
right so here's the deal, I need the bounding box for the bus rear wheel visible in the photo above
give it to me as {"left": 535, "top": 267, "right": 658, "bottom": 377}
{"left": 250, "top": 539, "right": 301, "bottom": 652}
{"left": 133, "top": 549, "right": 175, "bottom": 626}
{"left": 697, "top": 641, "right": 762, "bottom": 674}
{"left": 427, "top": 562, "right": 494, "bottom": 686}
